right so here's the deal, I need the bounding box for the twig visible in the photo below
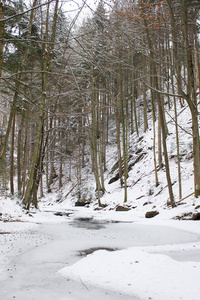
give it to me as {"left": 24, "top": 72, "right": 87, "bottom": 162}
{"left": 165, "top": 110, "right": 193, "bottom": 137}
{"left": 79, "top": 277, "right": 89, "bottom": 291}
{"left": 130, "top": 169, "right": 155, "bottom": 188}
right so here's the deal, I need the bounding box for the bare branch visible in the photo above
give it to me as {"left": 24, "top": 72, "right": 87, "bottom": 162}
{"left": 0, "top": 0, "right": 55, "bottom": 23}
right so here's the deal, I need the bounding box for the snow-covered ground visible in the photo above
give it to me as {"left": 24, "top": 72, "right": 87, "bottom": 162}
{"left": 1, "top": 196, "right": 200, "bottom": 300}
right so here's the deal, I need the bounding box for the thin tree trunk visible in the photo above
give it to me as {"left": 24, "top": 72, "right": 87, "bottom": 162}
{"left": 17, "top": 114, "right": 24, "bottom": 196}
{"left": 171, "top": 52, "right": 182, "bottom": 200}
{"left": 22, "top": 117, "right": 29, "bottom": 198}
{"left": 10, "top": 113, "right": 15, "bottom": 195}
{"left": 0, "top": 1, "right": 5, "bottom": 78}
{"left": 91, "top": 66, "right": 102, "bottom": 206}
{"left": 143, "top": 83, "right": 148, "bottom": 132}
{"left": 133, "top": 84, "right": 139, "bottom": 137}
{"left": 158, "top": 112, "right": 162, "bottom": 169}
{"left": 151, "top": 89, "right": 159, "bottom": 187}
{"left": 158, "top": 101, "right": 176, "bottom": 207}
{"left": 0, "top": 79, "right": 19, "bottom": 161}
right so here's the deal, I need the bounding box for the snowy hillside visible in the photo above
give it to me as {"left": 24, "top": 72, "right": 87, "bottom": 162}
{"left": 0, "top": 95, "right": 199, "bottom": 222}
{"left": 35, "top": 99, "right": 199, "bottom": 222}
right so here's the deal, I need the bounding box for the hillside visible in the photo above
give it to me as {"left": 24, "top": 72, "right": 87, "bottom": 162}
{"left": 1, "top": 93, "right": 200, "bottom": 223}
{"left": 1, "top": 98, "right": 198, "bottom": 222}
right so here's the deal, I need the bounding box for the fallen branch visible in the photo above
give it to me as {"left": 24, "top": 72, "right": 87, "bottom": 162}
{"left": 177, "top": 192, "right": 194, "bottom": 204}
{"left": 58, "top": 184, "right": 77, "bottom": 203}
{"left": 131, "top": 176, "right": 142, "bottom": 188}
{"left": 130, "top": 169, "right": 155, "bottom": 188}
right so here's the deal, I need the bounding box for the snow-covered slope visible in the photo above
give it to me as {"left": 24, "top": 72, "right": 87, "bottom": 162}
{"left": 32, "top": 99, "right": 199, "bottom": 222}
{"left": 0, "top": 99, "right": 199, "bottom": 221}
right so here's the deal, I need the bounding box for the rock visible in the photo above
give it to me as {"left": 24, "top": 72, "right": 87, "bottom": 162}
{"left": 75, "top": 200, "right": 91, "bottom": 207}
{"left": 143, "top": 201, "right": 152, "bottom": 206}
{"left": 135, "top": 148, "right": 143, "bottom": 154}
{"left": 54, "top": 212, "right": 72, "bottom": 217}
{"left": 108, "top": 173, "right": 120, "bottom": 184}
{"left": 145, "top": 211, "right": 159, "bottom": 218}
{"left": 192, "top": 212, "right": 200, "bottom": 220}
{"left": 174, "top": 212, "right": 200, "bottom": 220}
{"left": 94, "top": 207, "right": 101, "bottom": 211}
{"left": 109, "top": 152, "right": 146, "bottom": 185}
{"left": 116, "top": 205, "right": 131, "bottom": 211}
{"left": 94, "top": 204, "right": 108, "bottom": 211}
{"left": 75, "top": 217, "right": 93, "bottom": 222}
{"left": 128, "top": 153, "right": 146, "bottom": 172}
{"left": 79, "top": 247, "right": 117, "bottom": 256}
{"left": 195, "top": 205, "right": 200, "bottom": 210}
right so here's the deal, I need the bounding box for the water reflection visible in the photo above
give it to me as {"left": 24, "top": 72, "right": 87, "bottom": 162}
{"left": 70, "top": 217, "right": 107, "bottom": 230}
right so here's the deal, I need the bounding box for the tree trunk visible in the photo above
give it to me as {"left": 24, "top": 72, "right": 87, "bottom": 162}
{"left": 0, "top": 79, "right": 19, "bottom": 161}
{"left": 23, "top": 0, "right": 59, "bottom": 208}
{"left": 151, "top": 89, "right": 159, "bottom": 187}
{"left": 17, "top": 114, "right": 24, "bottom": 196}
{"left": 143, "top": 83, "right": 148, "bottom": 132}
{"left": 158, "top": 101, "right": 176, "bottom": 207}
{"left": 10, "top": 113, "right": 15, "bottom": 195}
{"left": 121, "top": 72, "right": 128, "bottom": 203}
{"left": 180, "top": 0, "right": 200, "bottom": 197}
{"left": 91, "top": 66, "right": 102, "bottom": 206}
{"left": 0, "top": 1, "right": 5, "bottom": 78}
{"left": 22, "top": 117, "right": 29, "bottom": 198}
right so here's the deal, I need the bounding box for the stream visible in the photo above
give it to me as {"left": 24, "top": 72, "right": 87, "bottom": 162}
{"left": 0, "top": 214, "right": 199, "bottom": 300}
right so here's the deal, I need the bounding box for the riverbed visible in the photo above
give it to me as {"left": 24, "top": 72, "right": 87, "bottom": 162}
{"left": 1, "top": 212, "right": 200, "bottom": 300}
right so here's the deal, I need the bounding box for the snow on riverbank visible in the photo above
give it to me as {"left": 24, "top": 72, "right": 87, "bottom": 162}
{"left": 1, "top": 196, "right": 200, "bottom": 300}
{"left": 60, "top": 243, "right": 200, "bottom": 300}
{"left": 58, "top": 213, "right": 200, "bottom": 300}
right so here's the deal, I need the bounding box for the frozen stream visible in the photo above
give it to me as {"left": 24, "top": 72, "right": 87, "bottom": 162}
{"left": 0, "top": 215, "right": 200, "bottom": 300}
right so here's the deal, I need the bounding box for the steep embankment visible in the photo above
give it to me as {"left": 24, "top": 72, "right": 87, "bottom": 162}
{"left": 36, "top": 100, "right": 200, "bottom": 221}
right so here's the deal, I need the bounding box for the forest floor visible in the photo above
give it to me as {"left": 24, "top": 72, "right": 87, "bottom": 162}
{"left": 1, "top": 198, "right": 200, "bottom": 300}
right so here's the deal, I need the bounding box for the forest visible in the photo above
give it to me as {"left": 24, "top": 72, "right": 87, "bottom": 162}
{"left": 0, "top": 0, "right": 200, "bottom": 210}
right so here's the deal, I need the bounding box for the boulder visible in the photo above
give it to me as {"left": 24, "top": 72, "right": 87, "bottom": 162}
{"left": 145, "top": 210, "right": 159, "bottom": 218}
{"left": 75, "top": 199, "right": 91, "bottom": 207}
{"left": 116, "top": 205, "right": 131, "bottom": 211}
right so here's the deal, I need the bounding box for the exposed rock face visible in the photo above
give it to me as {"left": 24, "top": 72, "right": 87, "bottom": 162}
{"left": 108, "top": 173, "right": 120, "bottom": 184}
{"left": 109, "top": 152, "right": 146, "bottom": 185}
{"left": 145, "top": 211, "right": 159, "bottom": 218}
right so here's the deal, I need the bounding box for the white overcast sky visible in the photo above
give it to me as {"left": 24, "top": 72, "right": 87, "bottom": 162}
{"left": 61, "top": 0, "right": 97, "bottom": 23}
